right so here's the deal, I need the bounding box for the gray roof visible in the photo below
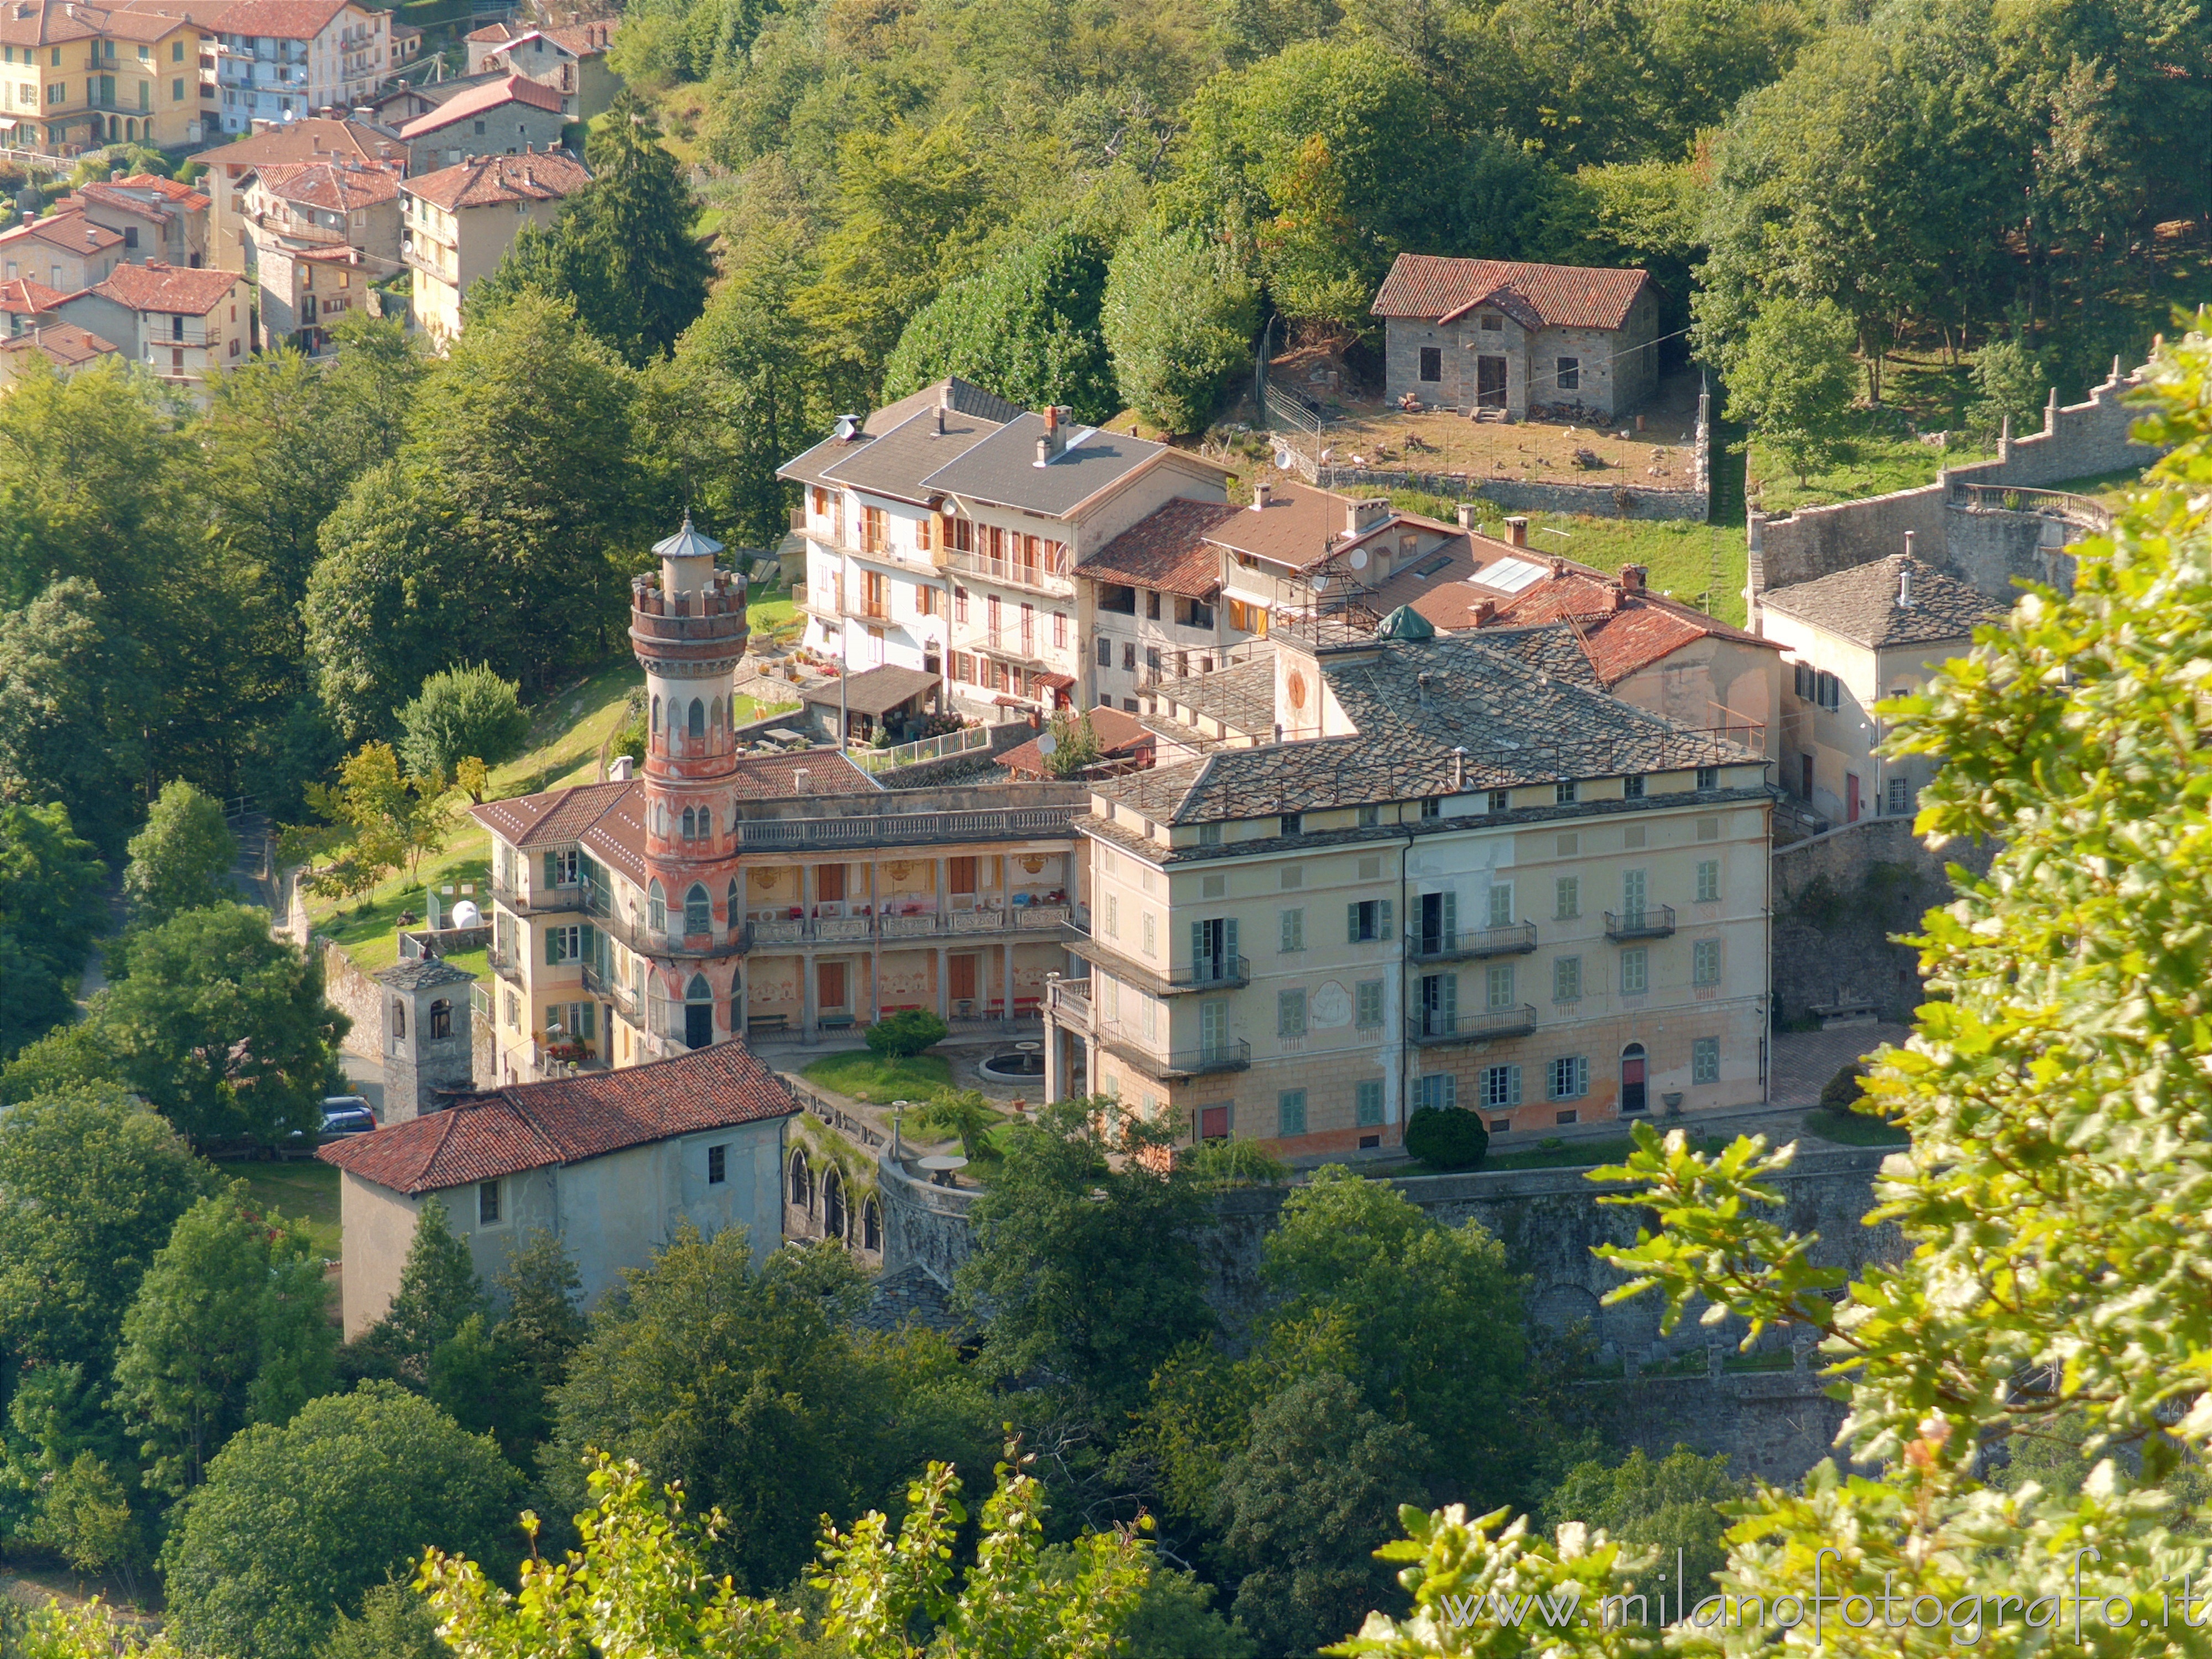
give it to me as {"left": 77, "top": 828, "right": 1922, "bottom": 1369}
{"left": 820, "top": 400, "right": 1009, "bottom": 502}
{"left": 853, "top": 1261, "right": 962, "bottom": 1334}
{"left": 653, "top": 513, "right": 722, "bottom": 561}
{"left": 1101, "top": 629, "right": 1761, "bottom": 825}
{"left": 920, "top": 414, "right": 1174, "bottom": 516}
{"left": 777, "top": 378, "right": 1023, "bottom": 491}
{"left": 377, "top": 956, "right": 477, "bottom": 990}
{"left": 800, "top": 663, "right": 941, "bottom": 717}
{"left": 1762, "top": 554, "right": 1997, "bottom": 649}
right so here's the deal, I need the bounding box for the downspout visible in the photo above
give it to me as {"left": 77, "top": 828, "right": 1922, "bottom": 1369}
{"left": 1762, "top": 787, "right": 1774, "bottom": 1104}
{"left": 1397, "top": 822, "right": 1415, "bottom": 1138}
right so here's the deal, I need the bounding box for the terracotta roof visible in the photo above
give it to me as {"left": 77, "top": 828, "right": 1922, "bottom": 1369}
{"left": 0, "top": 322, "right": 117, "bottom": 367}
{"left": 998, "top": 706, "right": 1156, "bottom": 778}
{"left": 471, "top": 778, "right": 629, "bottom": 851}
{"left": 190, "top": 118, "right": 394, "bottom": 172}
{"left": 1204, "top": 478, "right": 1356, "bottom": 573}
{"left": 0, "top": 0, "right": 98, "bottom": 46}
{"left": 85, "top": 262, "right": 240, "bottom": 315}
{"left": 397, "top": 73, "right": 566, "bottom": 137}
{"left": 116, "top": 174, "right": 212, "bottom": 211}
{"left": 75, "top": 184, "right": 166, "bottom": 225}
{"left": 726, "top": 749, "right": 876, "bottom": 797}
{"left": 1487, "top": 569, "right": 1775, "bottom": 682}
{"left": 253, "top": 159, "right": 402, "bottom": 211}
{"left": 1371, "top": 254, "right": 1654, "bottom": 332}
{"left": 1079, "top": 497, "right": 1238, "bottom": 598}
{"left": 209, "top": 0, "right": 353, "bottom": 40}
{"left": 401, "top": 149, "right": 590, "bottom": 211}
{"left": 318, "top": 1042, "right": 797, "bottom": 1195}
{"left": 375, "top": 956, "right": 475, "bottom": 991}
{"left": 0, "top": 210, "right": 124, "bottom": 256}
{"left": 0, "top": 276, "right": 65, "bottom": 316}
{"left": 1761, "top": 554, "right": 1999, "bottom": 650}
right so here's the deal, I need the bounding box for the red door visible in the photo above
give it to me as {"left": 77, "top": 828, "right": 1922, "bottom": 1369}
{"left": 1620, "top": 1045, "right": 1647, "bottom": 1114}
{"left": 1200, "top": 1105, "right": 1230, "bottom": 1140}
{"left": 1846, "top": 773, "right": 1861, "bottom": 823}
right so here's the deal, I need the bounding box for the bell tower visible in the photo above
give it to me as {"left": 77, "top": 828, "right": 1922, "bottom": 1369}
{"left": 628, "top": 515, "right": 751, "bottom": 1051}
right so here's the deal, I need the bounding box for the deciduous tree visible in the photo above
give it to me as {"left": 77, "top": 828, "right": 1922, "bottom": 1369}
{"left": 121, "top": 780, "right": 237, "bottom": 930}
{"left": 0, "top": 800, "right": 106, "bottom": 1058}
{"left": 1100, "top": 226, "right": 1258, "bottom": 435}
{"left": 395, "top": 664, "right": 529, "bottom": 784}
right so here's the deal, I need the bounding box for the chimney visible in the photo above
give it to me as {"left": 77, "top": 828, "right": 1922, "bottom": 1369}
{"left": 1035, "top": 437, "right": 1053, "bottom": 467}
{"left": 110, "top": 167, "right": 123, "bottom": 182}
{"left": 1470, "top": 599, "right": 1495, "bottom": 626}
{"left": 1550, "top": 557, "right": 1567, "bottom": 578}
{"left": 1902, "top": 530, "right": 1916, "bottom": 561}
{"left": 793, "top": 768, "right": 809, "bottom": 794}
{"left": 1619, "top": 564, "right": 1645, "bottom": 592}
{"left": 1898, "top": 562, "right": 1914, "bottom": 608}
{"left": 832, "top": 412, "right": 862, "bottom": 441}
{"left": 1451, "top": 745, "right": 1468, "bottom": 791}
{"left": 1416, "top": 671, "right": 1433, "bottom": 709}
{"left": 931, "top": 401, "right": 944, "bottom": 436}
{"left": 1503, "top": 515, "right": 1528, "bottom": 548}
{"left": 1456, "top": 502, "right": 1474, "bottom": 530}
{"left": 608, "top": 753, "right": 633, "bottom": 781}
{"left": 1252, "top": 480, "right": 1271, "bottom": 512}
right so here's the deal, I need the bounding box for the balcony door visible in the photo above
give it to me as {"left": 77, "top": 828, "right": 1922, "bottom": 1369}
{"left": 1620, "top": 1042, "right": 1647, "bottom": 1113}
{"left": 1418, "top": 972, "right": 1456, "bottom": 1036}
{"left": 1200, "top": 998, "right": 1229, "bottom": 1061}
{"left": 1193, "top": 917, "right": 1237, "bottom": 982}
{"left": 684, "top": 973, "right": 713, "bottom": 1050}
{"left": 1419, "top": 890, "right": 1456, "bottom": 953}
{"left": 817, "top": 960, "right": 848, "bottom": 1014}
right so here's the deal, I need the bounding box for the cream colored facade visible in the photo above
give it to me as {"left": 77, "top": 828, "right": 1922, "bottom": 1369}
{"left": 400, "top": 160, "right": 580, "bottom": 348}
{"left": 1763, "top": 619, "right": 1967, "bottom": 826}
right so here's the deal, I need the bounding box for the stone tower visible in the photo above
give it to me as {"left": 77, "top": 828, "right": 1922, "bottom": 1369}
{"left": 629, "top": 514, "right": 751, "bottom": 1053}
{"left": 376, "top": 956, "right": 477, "bottom": 1121}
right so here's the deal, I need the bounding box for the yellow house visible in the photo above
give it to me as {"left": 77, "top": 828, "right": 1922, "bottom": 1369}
{"left": 0, "top": 0, "right": 214, "bottom": 153}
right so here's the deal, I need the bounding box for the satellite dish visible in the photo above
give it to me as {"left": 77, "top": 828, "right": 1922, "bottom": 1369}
{"left": 1037, "top": 733, "right": 1059, "bottom": 758}
{"left": 1350, "top": 549, "right": 1369, "bottom": 570}
{"left": 1312, "top": 573, "right": 1331, "bottom": 593}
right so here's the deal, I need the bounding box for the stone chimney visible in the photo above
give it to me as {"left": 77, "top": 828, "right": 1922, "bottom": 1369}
{"left": 1619, "top": 564, "right": 1645, "bottom": 592}
{"left": 1503, "top": 515, "right": 1528, "bottom": 548}
{"left": 1252, "top": 480, "right": 1271, "bottom": 512}
{"left": 1456, "top": 503, "right": 1475, "bottom": 530}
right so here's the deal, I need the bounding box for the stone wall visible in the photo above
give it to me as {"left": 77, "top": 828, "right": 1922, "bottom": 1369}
{"left": 319, "top": 938, "right": 386, "bottom": 1060}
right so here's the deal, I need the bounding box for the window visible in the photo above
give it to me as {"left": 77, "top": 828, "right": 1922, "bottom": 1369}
{"left": 1479, "top": 312, "right": 1502, "bottom": 332}
{"left": 1553, "top": 956, "right": 1581, "bottom": 1002}
{"left": 1279, "top": 908, "right": 1304, "bottom": 952}
{"left": 1554, "top": 876, "right": 1579, "bottom": 920}
{"left": 1696, "top": 815, "right": 1721, "bottom": 842}
{"left": 1096, "top": 635, "right": 1112, "bottom": 667}
{"left": 1420, "top": 797, "right": 1441, "bottom": 820}
{"left": 173, "top": 38, "right": 184, "bottom": 58}
{"left": 1692, "top": 1037, "right": 1721, "bottom": 1085}
{"left": 954, "top": 586, "right": 968, "bottom": 622}
{"left": 478, "top": 1180, "right": 502, "bottom": 1225}
{"left": 392, "top": 1000, "right": 406, "bottom": 1039}
{"left": 123, "top": 226, "right": 137, "bottom": 248}
{"left": 1488, "top": 789, "right": 1510, "bottom": 812}
{"left": 1417, "top": 1073, "right": 1456, "bottom": 1110}
{"left": 503, "top": 988, "right": 519, "bottom": 1030}
{"left": 1466, "top": 970, "right": 1509, "bottom": 1026}
{"left": 1486, "top": 883, "right": 1513, "bottom": 927}
{"left": 1359, "top": 855, "right": 1382, "bottom": 880}
{"left": 1555, "top": 779, "right": 1578, "bottom": 804}
{"left": 1480, "top": 1065, "right": 1520, "bottom": 1109}
{"left": 1356, "top": 979, "right": 1384, "bottom": 1029}
{"left": 1887, "top": 775, "right": 1912, "bottom": 815}
{"left": 545, "top": 925, "right": 580, "bottom": 965}
{"left": 1417, "top": 345, "right": 1442, "bottom": 382}
{"left": 1693, "top": 940, "right": 1721, "bottom": 987}
{"left": 1620, "top": 946, "right": 1648, "bottom": 995}
{"left": 1697, "top": 765, "right": 1721, "bottom": 790}
{"left": 647, "top": 880, "right": 666, "bottom": 934}
{"left": 1357, "top": 804, "right": 1380, "bottom": 827}
{"left": 1145, "top": 645, "right": 1161, "bottom": 676}
{"left": 1197, "top": 823, "right": 1222, "bottom": 847}
{"left": 1557, "top": 356, "right": 1580, "bottom": 391}
{"left": 684, "top": 884, "right": 711, "bottom": 935}
{"left": 1141, "top": 912, "right": 1156, "bottom": 957}
{"left": 1814, "top": 672, "right": 1840, "bottom": 712}
{"left": 1549, "top": 1056, "right": 1589, "bottom": 1100}
{"left": 1696, "top": 860, "right": 1721, "bottom": 903}
{"left": 1347, "top": 898, "right": 1392, "bottom": 943}
{"left": 707, "top": 1144, "right": 726, "bottom": 1185}
{"left": 1280, "top": 865, "right": 1302, "bottom": 890}
{"left": 428, "top": 999, "right": 451, "bottom": 1039}
{"left": 1356, "top": 1079, "right": 1385, "bottom": 1126}
{"left": 1145, "top": 589, "right": 1161, "bottom": 620}
{"left": 1280, "top": 812, "right": 1301, "bottom": 837}
{"left": 1621, "top": 868, "right": 1647, "bottom": 920}
{"left": 1623, "top": 773, "right": 1645, "bottom": 799}
{"left": 1277, "top": 1089, "right": 1307, "bottom": 1136}
{"left": 1199, "top": 1104, "right": 1230, "bottom": 1141}
{"left": 1794, "top": 662, "right": 1815, "bottom": 701}
{"left": 1277, "top": 987, "right": 1307, "bottom": 1038}
{"left": 1103, "top": 895, "right": 1118, "bottom": 938}
{"left": 1202, "top": 874, "right": 1226, "bottom": 898}
{"left": 1122, "top": 642, "right": 1136, "bottom": 670}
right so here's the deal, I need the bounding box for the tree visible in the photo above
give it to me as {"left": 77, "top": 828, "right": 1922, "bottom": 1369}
{"left": 23, "top": 1453, "right": 146, "bottom": 1600}
{"left": 0, "top": 800, "right": 106, "bottom": 1058}
{"left": 0, "top": 1085, "right": 215, "bottom": 1376}
{"left": 0, "top": 578, "right": 145, "bottom": 858}
{"left": 578, "top": 92, "right": 715, "bottom": 362}
{"left": 283, "top": 742, "right": 457, "bottom": 902}
{"left": 1539, "top": 1443, "right": 1740, "bottom": 1596}
{"left": 121, "top": 780, "right": 237, "bottom": 930}
{"left": 1722, "top": 295, "right": 1858, "bottom": 487}
{"left": 1040, "top": 708, "right": 1102, "bottom": 778}
{"left": 314, "top": 1579, "right": 446, "bottom": 1659}
{"left": 111, "top": 1188, "right": 336, "bottom": 1496}
{"left": 160, "top": 1381, "right": 522, "bottom": 1659}
{"left": 1101, "top": 225, "right": 1258, "bottom": 435}
{"left": 912, "top": 1087, "right": 1000, "bottom": 1161}
{"left": 1970, "top": 332, "right": 2048, "bottom": 440}
{"left": 1335, "top": 329, "right": 2212, "bottom": 1659}
{"left": 91, "top": 902, "right": 349, "bottom": 1142}
{"left": 346, "top": 1196, "right": 488, "bottom": 1390}
{"left": 1402, "top": 1103, "right": 1487, "bottom": 1169}
{"left": 1215, "top": 1372, "right": 1428, "bottom": 1657}
{"left": 956, "top": 1095, "right": 1214, "bottom": 1413}
{"left": 396, "top": 665, "right": 529, "bottom": 783}
{"left": 883, "top": 230, "right": 1117, "bottom": 424}
{"left": 865, "top": 1008, "right": 949, "bottom": 1058}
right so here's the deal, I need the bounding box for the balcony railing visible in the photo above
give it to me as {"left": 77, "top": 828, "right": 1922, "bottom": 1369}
{"left": 748, "top": 906, "right": 1071, "bottom": 945}
{"left": 491, "top": 880, "right": 586, "bottom": 916}
{"left": 1169, "top": 953, "right": 1249, "bottom": 989}
{"left": 1604, "top": 905, "right": 1677, "bottom": 941}
{"left": 945, "top": 546, "right": 1072, "bottom": 594}
{"left": 1047, "top": 976, "right": 1090, "bottom": 1026}
{"left": 487, "top": 945, "right": 525, "bottom": 985}
{"left": 1406, "top": 921, "right": 1538, "bottom": 963}
{"left": 737, "top": 806, "right": 1075, "bottom": 848}
{"left": 1406, "top": 1004, "right": 1538, "bottom": 1045}
{"left": 850, "top": 724, "right": 991, "bottom": 774}
{"left": 1101, "top": 1027, "right": 1252, "bottom": 1079}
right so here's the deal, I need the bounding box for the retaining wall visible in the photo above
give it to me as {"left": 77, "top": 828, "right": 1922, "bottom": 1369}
{"left": 1316, "top": 466, "right": 1708, "bottom": 523}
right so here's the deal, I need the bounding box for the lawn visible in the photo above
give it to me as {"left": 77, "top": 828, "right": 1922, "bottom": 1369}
{"left": 1477, "top": 1130, "right": 1723, "bottom": 1172}
{"left": 748, "top": 590, "right": 804, "bottom": 645}
{"left": 1804, "top": 1107, "right": 1909, "bottom": 1147}
{"left": 800, "top": 1050, "right": 954, "bottom": 1104}
{"left": 236, "top": 1159, "right": 342, "bottom": 1260}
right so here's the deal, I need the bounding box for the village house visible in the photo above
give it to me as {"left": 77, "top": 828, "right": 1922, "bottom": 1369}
{"left": 0, "top": 0, "right": 215, "bottom": 152}
{"left": 0, "top": 320, "right": 118, "bottom": 388}
{"left": 0, "top": 209, "right": 123, "bottom": 293}
{"left": 53, "top": 260, "right": 243, "bottom": 399}
{"left": 190, "top": 116, "right": 404, "bottom": 272}
{"left": 1042, "top": 608, "right": 1773, "bottom": 1155}
{"left": 206, "top": 0, "right": 389, "bottom": 134}
{"left": 471, "top": 516, "right": 1087, "bottom": 1079}
{"left": 77, "top": 173, "right": 211, "bottom": 268}
{"left": 779, "top": 378, "right": 1235, "bottom": 718}
{"left": 0, "top": 274, "right": 62, "bottom": 332}
{"left": 400, "top": 148, "right": 589, "bottom": 348}
{"left": 238, "top": 156, "right": 399, "bottom": 350}
{"left": 1757, "top": 549, "right": 1996, "bottom": 827}
{"left": 1372, "top": 254, "right": 1662, "bottom": 421}
{"left": 465, "top": 17, "right": 618, "bottom": 119}
{"left": 394, "top": 73, "right": 569, "bottom": 171}
{"left": 319, "top": 1042, "right": 796, "bottom": 1335}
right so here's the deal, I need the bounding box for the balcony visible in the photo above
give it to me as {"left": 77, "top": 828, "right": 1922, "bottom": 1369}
{"left": 1604, "top": 905, "right": 1677, "bottom": 942}
{"left": 1172, "top": 953, "right": 1249, "bottom": 990}
{"left": 491, "top": 880, "right": 586, "bottom": 917}
{"left": 582, "top": 890, "right": 752, "bottom": 961}
{"left": 736, "top": 806, "right": 1076, "bottom": 849}
{"left": 487, "top": 945, "right": 526, "bottom": 987}
{"left": 945, "top": 546, "right": 1072, "bottom": 596}
{"left": 747, "top": 906, "right": 1073, "bottom": 946}
{"left": 1101, "top": 1030, "right": 1251, "bottom": 1081}
{"left": 1407, "top": 921, "right": 1538, "bottom": 963}
{"left": 1047, "top": 976, "right": 1090, "bottom": 1027}
{"left": 1406, "top": 1004, "right": 1538, "bottom": 1046}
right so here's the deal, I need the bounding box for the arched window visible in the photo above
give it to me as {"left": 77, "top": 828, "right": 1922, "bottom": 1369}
{"left": 711, "top": 697, "right": 725, "bottom": 731}
{"left": 651, "top": 695, "right": 661, "bottom": 735}
{"left": 647, "top": 880, "right": 667, "bottom": 934}
{"left": 823, "top": 1167, "right": 846, "bottom": 1241}
{"left": 685, "top": 884, "right": 711, "bottom": 935}
{"left": 862, "top": 1198, "right": 881, "bottom": 1253}
{"left": 428, "top": 999, "right": 451, "bottom": 1039}
{"left": 789, "top": 1149, "right": 811, "bottom": 1209}
{"left": 727, "top": 878, "right": 740, "bottom": 916}
{"left": 688, "top": 698, "right": 705, "bottom": 740}
{"left": 392, "top": 1000, "right": 406, "bottom": 1040}
{"left": 681, "top": 806, "right": 696, "bottom": 841}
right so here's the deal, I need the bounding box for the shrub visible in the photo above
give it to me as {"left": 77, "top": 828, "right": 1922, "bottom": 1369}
{"left": 865, "top": 1009, "right": 949, "bottom": 1058}
{"left": 1819, "top": 1061, "right": 1869, "bottom": 1110}
{"left": 1184, "top": 1137, "right": 1292, "bottom": 1186}
{"left": 1403, "top": 1106, "right": 1488, "bottom": 1170}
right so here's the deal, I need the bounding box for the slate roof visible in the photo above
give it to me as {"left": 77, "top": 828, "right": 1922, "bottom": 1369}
{"left": 318, "top": 1042, "right": 797, "bottom": 1195}
{"left": 777, "top": 377, "right": 1022, "bottom": 491}
{"left": 853, "top": 1260, "right": 962, "bottom": 1335}
{"left": 799, "top": 664, "right": 940, "bottom": 718}
{"left": 1102, "top": 629, "right": 1761, "bottom": 825}
{"left": 1371, "top": 254, "right": 1654, "bottom": 332}
{"left": 401, "top": 150, "right": 589, "bottom": 211}
{"left": 376, "top": 956, "right": 477, "bottom": 990}
{"left": 1077, "top": 497, "right": 1239, "bottom": 598}
{"left": 398, "top": 73, "right": 566, "bottom": 137}
{"left": 1145, "top": 649, "right": 1279, "bottom": 740}
{"left": 816, "top": 399, "right": 1011, "bottom": 503}
{"left": 920, "top": 414, "right": 1201, "bottom": 517}
{"left": 1761, "top": 554, "right": 1997, "bottom": 649}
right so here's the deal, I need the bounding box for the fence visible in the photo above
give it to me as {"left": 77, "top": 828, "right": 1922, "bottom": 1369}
{"left": 737, "top": 806, "right": 1076, "bottom": 848}
{"left": 850, "top": 724, "right": 992, "bottom": 774}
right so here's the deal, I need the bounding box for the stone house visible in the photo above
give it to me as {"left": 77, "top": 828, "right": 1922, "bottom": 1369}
{"left": 0, "top": 210, "right": 123, "bottom": 293}
{"left": 1371, "top": 254, "right": 1662, "bottom": 421}
{"left": 1759, "top": 550, "right": 1997, "bottom": 827}
{"left": 318, "top": 1041, "right": 797, "bottom": 1336}
{"left": 239, "top": 156, "right": 400, "bottom": 351}
{"left": 53, "top": 261, "right": 244, "bottom": 400}
{"left": 464, "top": 18, "right": 620, "bottom": 121}
{"left": 77, "top": 175, "right": 212, "bottom": 269}
{"left": 189, "top": 117, "right": 405, "bottom": 275}
{"left": 395, "top": 74, "right": 570, "bottom": 173}
{"left": 400, "top": 148, "right": 589, "bottom": 348}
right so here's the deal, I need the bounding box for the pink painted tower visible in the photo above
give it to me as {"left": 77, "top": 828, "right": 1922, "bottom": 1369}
{"left": 629, "top": 515, "right": 750, "bottom": 1050}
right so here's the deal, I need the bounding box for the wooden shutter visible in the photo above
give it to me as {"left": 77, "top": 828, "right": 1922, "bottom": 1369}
{"left": 1224, "top": 917, "right": 1238, "bottom": 967}
{"left": 1379, "top": 899, "right": 1392, "bottom": 939}
{"left": 542, "top": 850, "right": 557, "bottom": 889}
{"left": 1439, "top": 889, "right": 1456, "bottom": 948}
{"left": 1347, "top": 902, "right": 1361, "bottom": 944}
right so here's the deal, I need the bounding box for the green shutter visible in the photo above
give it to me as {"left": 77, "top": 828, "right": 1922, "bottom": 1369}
{"left": 1439, "top": 973, "right": 1457, "bottom": 1020}
{"left": 1224, "top": 917, "right": 1238, "bottom": 965}
{"left": 544, "top": 925, "right": 559, "bottom": 967}
{"left": 1347, "top": 901, "right": 1361, "bottom": 943}
{"left": 1191, "top": 921, "right": 1203, "bottom": 972}
{"left": 1379, "top": 898, "right": 1392, "bottom": 938}
{"left": 1439, "top": 889, "right": 1456, "bottom": 948}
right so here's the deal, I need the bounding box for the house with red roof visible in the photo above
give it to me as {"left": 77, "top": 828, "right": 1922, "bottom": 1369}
{"left": 1371, "top": 254, "right": 1662, "bottom": 421}
{"left": 318, "top": 1041, "right": 799, "bottom": 1335}
{"left": 0, "top": 321, "right": 120, "bottom": 390}
{"left": 205, "top": 0, "right": 392, "bottom": 135}
{"left": 394, "top": 73, "right": 570, "bottom": 172}
{"left": 77, "top": 175, "right": 212, "bottom": 270}
{"left": 53, "top": 261, "right": 245, "bottom": 400}
{"left": 0, "top": 210, "right": 124, "bottom": 295}
{"left": 465, "top": 17, "right": 620, "bottom": 118}
{"left": 0, "top": 275, "right": 65, "bottom": 336}
{"left": 400, "top": 148, "right": 590, "bottom": 346}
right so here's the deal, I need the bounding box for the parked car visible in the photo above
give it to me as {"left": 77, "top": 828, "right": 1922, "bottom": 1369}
{"left": 314, "top": 1097, "right": 378, "bottom": 1138}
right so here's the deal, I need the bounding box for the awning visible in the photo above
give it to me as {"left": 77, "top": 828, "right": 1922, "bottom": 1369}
{"left": 1033, "top": 672, "right": 1076, "bottom": 692}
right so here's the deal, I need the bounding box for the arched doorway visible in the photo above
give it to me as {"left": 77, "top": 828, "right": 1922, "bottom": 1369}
{"left": 1620, "top": 1043, "right": 1648, "bottom": 1114}
{"left": 685, "top": 973, "right": 713, "bottom": 1049}
{"left": 823, "top": 1167, "right": 846, "bottom": 1241}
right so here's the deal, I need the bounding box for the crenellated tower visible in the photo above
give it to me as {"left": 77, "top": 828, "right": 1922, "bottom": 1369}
{"left": 629, "top": 515, "right": 751, "bottom": 1050}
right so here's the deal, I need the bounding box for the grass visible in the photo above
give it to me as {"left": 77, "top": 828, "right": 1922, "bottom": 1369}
{"left": 1477, "top": 1130, "right": 1724, "bottom": 1172}
{"left": 799, "top": 1050, "right": 954, "bottom": 1104}
{"left": 2044, "top": 465, "right": 2153, "bottom": 508}
{"left": 748, "top": 589, "right": 804, "bottom": 644}
{"left": 1804, "top": 1107, "right": 1909, "bottom": 1147}
{"left": 237, "top": 1160, "right": 342, "bottom": 1260}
